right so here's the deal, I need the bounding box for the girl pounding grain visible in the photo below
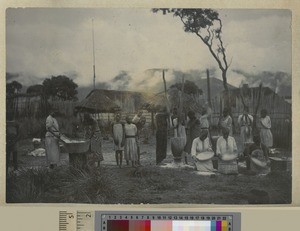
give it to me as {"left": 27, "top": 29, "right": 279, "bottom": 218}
{"left": 84, "top": 113, "right": 104, "bottom": 167}
{"left": 155, "top": 107, "right": 169, "bottom": 165}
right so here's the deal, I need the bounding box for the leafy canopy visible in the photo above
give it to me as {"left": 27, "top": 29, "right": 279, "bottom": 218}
{"left": 43, "top": 75, "right": 78, "bottom": 101}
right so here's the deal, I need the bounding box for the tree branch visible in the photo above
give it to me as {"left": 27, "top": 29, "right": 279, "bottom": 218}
{"left": 216, "top": 19, "right": 228, "bottom": 70}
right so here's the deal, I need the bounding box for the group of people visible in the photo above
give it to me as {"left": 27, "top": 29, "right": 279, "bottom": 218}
{"left": 154, "top": 105, "right": 273, "bottom": 175}
{"left": 193, "top": 106, "right": 273, "bottom": 174}
{"left": 7, "top": 104, "right": 273, "bottom": 175}
{"left": 44, "top": 109, "right": 146, "bottom": 169}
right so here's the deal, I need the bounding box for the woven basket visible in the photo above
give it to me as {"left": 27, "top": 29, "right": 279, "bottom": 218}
{"left": 196, "top": 151, "right": 214, "bottom": 161}
{"left": 218, "top": 161, "right": 238, "bottom": 174}
{"left": 269, "top": 157, "right": 288, "bottom": 172}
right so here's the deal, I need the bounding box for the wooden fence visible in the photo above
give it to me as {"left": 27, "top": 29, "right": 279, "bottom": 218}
{"left": 209, "top": 87, "right": 291, "bottom": 149}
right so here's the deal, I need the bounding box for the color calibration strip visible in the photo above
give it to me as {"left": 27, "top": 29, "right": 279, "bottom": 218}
{"left": 101, "top": 214, "right": 233, "bottom": 231}
{"left": 104, "top": 220, "right": 229, "bottom": 231}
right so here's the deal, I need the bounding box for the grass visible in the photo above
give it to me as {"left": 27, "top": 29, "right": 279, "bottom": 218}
{"left": 6, "top": 166, "right": 115, "bottom": 203}
{"left": 6, "top": 164, "right": 292, "bottom": 204}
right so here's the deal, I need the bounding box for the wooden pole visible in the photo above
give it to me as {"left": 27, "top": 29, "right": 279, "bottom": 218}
{"left": 162, "top": 69, "right": 170, "bottom": 113}
{"left": 92, "top": 19, "right": 96, "bottom": 90}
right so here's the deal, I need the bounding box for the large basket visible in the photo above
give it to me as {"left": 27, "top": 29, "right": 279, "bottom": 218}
{"left": 196, "top": 151, "right": 214, "bottom": 161}
{"left": 61, "top": 137, "right": 90, "bottom": 154}
{"left": 218, "top": 161, "right": 238, "bottom": 174}
{"left": 269, "top": 157, "right": 289, "bottom": 172}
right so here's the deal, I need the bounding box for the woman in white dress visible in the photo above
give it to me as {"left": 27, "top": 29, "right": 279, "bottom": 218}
{"left": 191, "top": 130, "right": 215, "bottom": 173}
{"left": 259, "top": 109, "right": 273, "bottom": 148}
{"left": 124, "top": 116, "right": 138, "bottom": 167}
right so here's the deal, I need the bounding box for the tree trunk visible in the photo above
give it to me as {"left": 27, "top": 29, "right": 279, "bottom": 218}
{"left": 221, "top": 69, "right": 235, "bottom": 132}
{"left": 221, "top": 70, "right": 229, "bottom": 109}
{"left": 206, "top": 69, "right": 211, "bottom": 107}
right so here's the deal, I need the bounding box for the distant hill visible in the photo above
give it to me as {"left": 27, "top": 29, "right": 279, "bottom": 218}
{"left": 197, "top": 77, "right": 236, "bottom": 100}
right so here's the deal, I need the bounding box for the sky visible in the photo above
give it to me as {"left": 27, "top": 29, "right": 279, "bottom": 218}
{"left": 6, "top": 8, "right": 292, "bottom": 91}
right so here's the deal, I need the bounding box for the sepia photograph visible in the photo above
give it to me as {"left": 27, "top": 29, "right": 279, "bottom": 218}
{"left": 5, "top": 8, "right": 292, "bottom": 204}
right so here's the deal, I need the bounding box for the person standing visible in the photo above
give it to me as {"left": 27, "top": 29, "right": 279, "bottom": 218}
{"left": 238, "top": 106, "right": 253, "bottom": 149}
{"left": 112, "top": 113, "right": 125, "bottom": 168}
{"left": 184, "top": 111, "right": 202, "bottom": 156}
{"left": 259, "top": 109, "right": 273, "bottom": 148}
{"left": 216, "top": 128, "right": 239, "bottom": 175}
{"left": 45, "top": 110, "right": 60, "bottom": 169}
{"left": 83, "top": 113, "right": 104, "bottom": 167}
{"left": 124, "top": 116, "right": 138, "bottom": 167}
{"left": 132, "top": 110, "right": 144, "bottom": 165}
{"left": 218, "top": 108, "right": 233, "bottom": 136}
{"left": 199, "top": 107, "right": 210, "bottom": 133}
{"left": 155, "top": 107, "right": 169, "bottom": 165}
{"left": 6, "top": 111, "right": 19, "bottom": 173}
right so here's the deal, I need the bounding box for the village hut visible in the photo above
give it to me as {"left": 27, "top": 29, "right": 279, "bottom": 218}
{"left": 75, "top": 89, "right": 120, "bottom": 113}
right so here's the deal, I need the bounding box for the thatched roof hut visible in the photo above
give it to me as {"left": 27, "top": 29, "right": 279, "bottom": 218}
{"left": 142, "top": 88, "right": 205, "bottom": 114}
{"left": 75, "top": 90, "right": 120, "bottom": 113}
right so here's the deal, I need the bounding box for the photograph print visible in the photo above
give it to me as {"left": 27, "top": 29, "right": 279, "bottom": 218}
{"left": 5, "top": 8, "right": 292, "bottom": 204}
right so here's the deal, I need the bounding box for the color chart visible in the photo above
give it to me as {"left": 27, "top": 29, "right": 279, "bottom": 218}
{"left": 96, "top": 212, "right": 241, "bottom": 231}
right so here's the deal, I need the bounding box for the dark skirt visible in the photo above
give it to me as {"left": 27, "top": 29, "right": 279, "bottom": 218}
{"left": 156, "top": 130, "right": 167, "bottom": 164}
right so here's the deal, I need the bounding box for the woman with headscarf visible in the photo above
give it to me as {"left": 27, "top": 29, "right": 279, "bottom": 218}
{"left": 191, "top": 130, "right": 215, "bottom": 173}
{"left": 259, "top": 109, "right": 273, "bottom": 148}
{"left": 216, "top": 127, "right": 239, "bottom": 175}
{"left": 84, "top": 113, "right": 103, "bottom": 167}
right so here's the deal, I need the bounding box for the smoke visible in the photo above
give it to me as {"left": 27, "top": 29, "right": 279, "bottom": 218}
{"left": 111, "top": 71, "right": 132, "bottom": 90}
{"left": 232, "top": 69, "right": 291, "bottom": 97}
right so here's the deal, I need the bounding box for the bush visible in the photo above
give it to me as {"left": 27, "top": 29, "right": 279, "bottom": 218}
{"left": 6, "top": 166, "right": 115, "bottom": 203}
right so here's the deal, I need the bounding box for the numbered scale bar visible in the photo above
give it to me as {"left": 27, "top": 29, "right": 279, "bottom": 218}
{"left": 59, "top": 211, "right": 241, "bottom": 231}
{"left": 59, "top": 211, "right": 95, "bottom": 231}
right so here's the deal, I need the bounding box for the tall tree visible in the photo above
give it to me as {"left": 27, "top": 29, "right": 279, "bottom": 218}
{"left": 43, "top": 75, "right": 78, "bottom": 101}
{"left": 153, "top": 8, "right": 231, "bottom": 108}
{"left": 6, "top": 80, "right": 22, "bottom": 96}
{"left": 26, "top": 84, "right": 45, "bottom": 95}
{"left": 170, "top": 80, "right": 203, "bottom": 95}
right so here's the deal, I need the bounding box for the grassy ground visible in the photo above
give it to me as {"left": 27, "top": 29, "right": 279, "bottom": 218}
{"left": 6, "top": 135, "right": 292, "bottom": 204}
